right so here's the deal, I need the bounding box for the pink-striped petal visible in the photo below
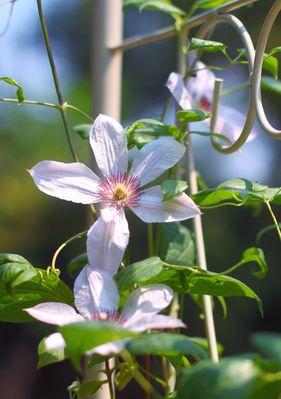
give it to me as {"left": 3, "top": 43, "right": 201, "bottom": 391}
{"left": 166, "top": 72, "right": 193, "bottom": 109}
{"left": 28, "top": 160, "right": 101, "bottom": 204}
{"left": 90, "top": 114, "right": 128, "bottom": 178}
{"left": 44, "top": 332, "right": 66, "bottom": 351}
{"left": 187, "top": 60, "right": 216, "bottom": 105}
{"left": 129, "top": 137, "right": 185, "bottom": 187}
{"left": 88, "top": 340, "right": 128, "bottom": 356}
{"left": 74, "top": 266, "right": 119, "bottom": 319}
{"left": 24, "top": 302, "right": 83, "bottom": 326}
{"left": 121, "top": 284, "right": 174, "bottom": 323}
{"left": 87, "top": 208, "right": 129, "bottom": 276}
{"left": 130, "top": 185, "right": 200, "bottom": 223}
{"left": 218, "top": 106, "right": 257, "bottom": 143}
{"left": 125, "top": 314, "right": 186, "bottom": 333}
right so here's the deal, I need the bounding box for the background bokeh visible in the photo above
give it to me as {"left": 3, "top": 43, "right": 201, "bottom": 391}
{"left": 0, "top": 0, "right": 280, "bottom": 398}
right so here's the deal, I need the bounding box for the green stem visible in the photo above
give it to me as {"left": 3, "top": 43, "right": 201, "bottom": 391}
{"left": 105, "top": 359, "right": 115, "bottom": 399}
{"left": 51, "top": 230, "right": 88, "bottom": 269}
{"left": 0, "top": 97, "right": 94, "bottom": 122}
{"left": 219, "top": 260, "right": 245, "bottom": 276}
{"left": 265, "top": 201, "right": 281, "bottom": 241}
{"left": 0, "top": 97, "right": 58, "bottom": 109}
{"left": 66, "top": 104, "right": 93, "bottom": 122}
{"left": 36, "top": 0, "right": 79, "bottom": 162}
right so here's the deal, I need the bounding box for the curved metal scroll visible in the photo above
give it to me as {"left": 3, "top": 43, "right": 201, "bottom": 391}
{"left": 253, "top": 0, "right": 281, "bottom": 139}
{"left": 198, "top": 14, "right": 256, "bottom": 154}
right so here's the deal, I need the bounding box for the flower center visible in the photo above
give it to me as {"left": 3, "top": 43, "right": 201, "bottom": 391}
{"left": 113, "top": 184, "right": 128, "bottom": 201}
{"left": 198, "top": 96, "right": 212, "bottom": 113}
{"left": 91, "top": 310, "right": 127, "bottom": 325}
{"left": 99, "top": 172, "right": 142, "bottom": 210}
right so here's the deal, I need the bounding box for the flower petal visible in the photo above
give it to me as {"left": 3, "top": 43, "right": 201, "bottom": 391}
{"left": 125, "top": 314, "right": 186, "bottom": 333}
{"left": 44, "top": 332, "right": 66, "bottom": 351}
{"left": 121, "top": 284, "right": 174, "bottom": 322}
{"left": 166, "top": 72, "right": 193, "bottom": 109}
{"left": 90, "top": 114, "right": 128, "bottom": 178}
{"left": 87, "top": 208, "right": 129, "bottom": 276}
{"left": 131, "top": 185, "right": 200, "bottom": 223}
{"left": 88, "top": 340, "right": 129, "bottom": 356}
{"left": 24, "top": 302, "right": 83, "bottom": 326}
{"left": 218, "top": 106, "right": 257, "bottom": 144}
{"left": 129, "top": 137, "right": 185, "bottom": 187}
{"left": 28, "top": 160, "right": 101, "bottom": 204}
{"left": 187, "top": 60, "right": 216, "bottom": 105}
{"left": 74, "top": 266, "right": 119, "bottom": 319}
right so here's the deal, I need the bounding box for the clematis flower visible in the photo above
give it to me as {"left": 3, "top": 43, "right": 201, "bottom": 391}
{"left": 29, "top": 114, "right": 200, "bottom": 273}
{"left": 25, "top": 266, "right": 185, "bottom": 356}
{"left": 166, "top": 59, "right": 256, "bottom": 144}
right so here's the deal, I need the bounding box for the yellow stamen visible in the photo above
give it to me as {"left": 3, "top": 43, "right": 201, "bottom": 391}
{"left": 114, "top": 184, "right": 127, "bottom": 201}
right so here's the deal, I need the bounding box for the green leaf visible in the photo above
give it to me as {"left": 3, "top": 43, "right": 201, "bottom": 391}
{"left": 192, "top": 178, "right": 281, "bottom": 208}
{"left": 241, "top": 247, "right": 268, "bottom": 279}
{"left": 270, "top": 46, "right": 281, "bottom": 55}
{"left": 78, "top": 380, "right": 102, "bottom": 399}
{"left": 123, "top": 0, "right": 186, "bottom": 17}
{"left": 176, "top": 357, "right": 260, "bottom": 399}
{"left": 161, "top": 180, "right": 188, "bottom": 201}
{"left": 72, "top": 124, "right": 92, "bottom": 139}
{"left": 261, "top": 76, "right": 281, "bottom": 95}
{"left": 263, "top": 54, "right": 279, "bottom": 79}
{"left": 189, "top": 37, "right": 227, "bottom": 53}
{"left": 160, "top": 223, "right": 195, "bottom": 266}
{"left": 38, "top": 333, "right": 66, "bottom": 368}
{"left": 0, "top": 76, "right": 24, "bottom": 102}
{"left": 67, "top": 252, "right": 88, "bottom": 277}
{"left": 0, "top": 254, "right": 73, "bottom": 322}
{"left": 177, "top": 109, "right": 211, "bottom": 123}
{"left": 126, "top": 119, "right": 181, "bottom": 148}
{"left": 115, "top": 362, "right": 136, "bottom": 390}
{"left": 251, "top": 333, "right": 281, "bottom": 367}
{"left": 195, "top": 0, "right": 232, "bottom": 8}
{"left": 126, "top": 333, "right": 207, "bottom": 359}
{"left": 115, "top": 257, "right": 163, "bottom": 291}
{"left": 188, "top": 271, "right": 263, "bottom": 315}
{"left": 60, "top": 321, "right": 135, "bottom": 359}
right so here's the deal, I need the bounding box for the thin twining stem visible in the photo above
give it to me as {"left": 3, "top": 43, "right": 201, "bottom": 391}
{"left": 265, "top": 201, "right": 281, "bottom": 241}
{"left": 0, "top": 97, "right": 93, "bottom": 122}
{"left": 51, "top": 230, "right": 88, "bottom": 270}
{"left": 36, "top": 0, "right": 78, "bottom": 162}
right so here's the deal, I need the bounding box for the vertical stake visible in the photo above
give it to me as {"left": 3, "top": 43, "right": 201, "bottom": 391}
{"left": 91, "top": 2, "right": 123, "bottom": 398}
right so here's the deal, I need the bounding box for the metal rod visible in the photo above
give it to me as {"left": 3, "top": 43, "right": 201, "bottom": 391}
{"left": 198, "top": 13, "right": 256, "bottom": 153}
{"left": 211, "top": 79, "right": 224, "bottom": 133}
{"left": 111, "top": 0, "right": 259, "bottom": 52}
{"left": 91, "top": 2, "right": 123, "bottom": 398}
{"left": 253, "top": 0, "right": 281, "bottom": 139}
{"left": 187, "top": 143, "right": 219, "bottom": 363}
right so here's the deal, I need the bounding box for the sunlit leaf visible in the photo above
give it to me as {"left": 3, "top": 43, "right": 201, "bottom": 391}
{"left": 0, "top": 254, "right": 73, "bottom": 322}
{"left": 160, "top": 223, "right": 195, "bottom": 266}
{"left": 115, "top": 257, "right": 163, "bottom": 291}
{"left": 73, "top": 124, "right": 92, "bottom": 139}
{"left": 0, "top": 76, "right": 24, "bottom": 102}
{"left": 189, "top": 38, "right": 227, "bottom": 53}
{"left": 161, "top": 180, "right": 188, "bottom": 201}
{"left": 177, "top": 109, "right": 211, "bottom": 123}
{"left": 176, "top": 357, "right": 261, "bottom": 399}
{"left": 126, "top": 333, "right": 207, "bottom": 359}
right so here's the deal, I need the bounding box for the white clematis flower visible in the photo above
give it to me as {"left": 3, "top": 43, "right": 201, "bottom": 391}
{"left": 166, "top": 60, "right": 256, "bottom": 144}
{"left": 25, "top": 266, "right": 185, "bottom": 356}
{"left": 29, "top": 114, "right": 200, "bottom": 274}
